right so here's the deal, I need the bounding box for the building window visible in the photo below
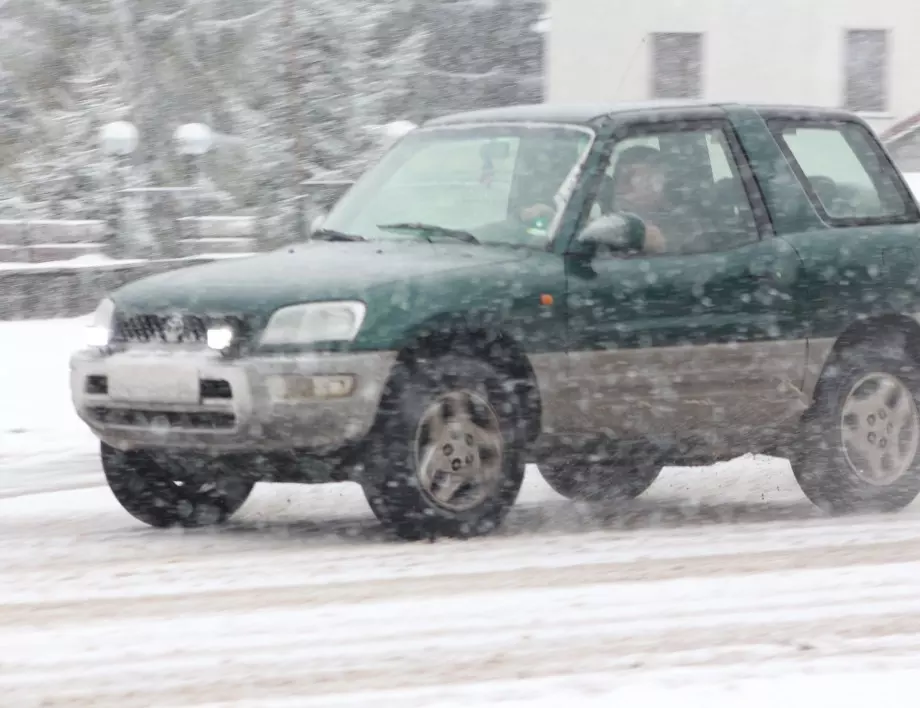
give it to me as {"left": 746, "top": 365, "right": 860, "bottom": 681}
{"left": 650, "top": 32, "right": 703, "bottom": 99}
{"left": 844, "top": 29, "right": 889, "bottom": 113}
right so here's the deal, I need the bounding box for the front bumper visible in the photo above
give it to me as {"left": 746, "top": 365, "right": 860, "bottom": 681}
{"left": 70, "top": 347, "right": 397, "bottom": 453}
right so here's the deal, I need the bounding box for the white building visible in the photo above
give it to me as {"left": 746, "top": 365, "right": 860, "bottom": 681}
{"left": 547, "top": 0, "right": 920, "bottom": 137}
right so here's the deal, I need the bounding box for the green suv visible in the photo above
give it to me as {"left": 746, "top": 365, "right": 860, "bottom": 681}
{"left": 71, "top": 101, "right": 920, "bottom": 539}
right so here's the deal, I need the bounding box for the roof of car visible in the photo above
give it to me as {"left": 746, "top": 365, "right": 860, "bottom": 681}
{"left": 422, "top": 101, "right": 862, "bottom": 128}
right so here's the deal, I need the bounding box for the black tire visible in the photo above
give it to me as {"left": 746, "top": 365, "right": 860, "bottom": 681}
{"left": 101, "top": 442, "right": 255, "bottom": 528}
{"left": 538, "top": 453, "right": 661, "bottom": 504}
{"left": 359, "top": 355, "right": 526, "bottom": 541}
{"left": 792, "top": 338, "right": 920, "bottom": 515}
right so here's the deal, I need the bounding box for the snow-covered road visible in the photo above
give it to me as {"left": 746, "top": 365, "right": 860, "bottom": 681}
{"left": 6, "top": 455, "right": 920, "bottom": 706}
{"left": 5, "top": 318, "right": 920, "bottom": 706}
{"left": 1, "top": 316, "right": 98, "bottom": 489}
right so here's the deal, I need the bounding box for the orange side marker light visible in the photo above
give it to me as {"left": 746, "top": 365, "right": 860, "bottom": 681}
{"left": 540, "top": 293, "right": 554, "bottom": 306}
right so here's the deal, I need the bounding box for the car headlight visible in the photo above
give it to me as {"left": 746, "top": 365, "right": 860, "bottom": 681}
{"left": 259, "top": 301, "right": 366, "bottom": 346}
{"left": 85, "top": 298, "right": 115, "bottom": 348}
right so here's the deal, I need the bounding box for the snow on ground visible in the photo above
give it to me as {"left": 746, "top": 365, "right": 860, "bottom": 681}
{"left": 5, "top": 317, "right": 920, "bottom": 705}
{"left": 6, "top": 467, "right": 920, "bottom": 706}
{"left": 0, "top": 316, "right": 100, "bottom": 489}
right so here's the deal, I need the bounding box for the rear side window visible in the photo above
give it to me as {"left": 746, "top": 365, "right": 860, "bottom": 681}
{"left": 771, "top": 121, "right": 914, "bottom": 224}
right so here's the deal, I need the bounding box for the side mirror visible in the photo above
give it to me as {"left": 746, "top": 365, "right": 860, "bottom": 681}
{"left": 574, "top": 213, "right": 646, "bottom": 255}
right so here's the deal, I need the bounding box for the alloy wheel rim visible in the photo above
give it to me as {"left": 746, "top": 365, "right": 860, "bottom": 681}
{"left": 840, "top": 372, "right": 919, "bottom": 486}
{"left": 413, "top": 389, "right": 504, "bottom": 512}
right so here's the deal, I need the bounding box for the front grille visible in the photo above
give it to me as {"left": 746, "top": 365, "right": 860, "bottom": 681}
{"left": 113, "top": 314, "right": 207, "bottom": 344}
{"left": 89, "top": 407, "right": 236, "bottom": 430}
{"left": 113, "top": 314, "right": 250, "bottom": 346}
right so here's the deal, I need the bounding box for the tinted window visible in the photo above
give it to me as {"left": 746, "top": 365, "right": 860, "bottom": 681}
{"left": 589, "top": 125, "right": 759, "bottom": 255}
{"left": 774, "top": 122, "right": 910, "bottom": 221}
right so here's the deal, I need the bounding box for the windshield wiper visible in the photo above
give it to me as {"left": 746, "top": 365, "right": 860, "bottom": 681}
{"left": 311, "top": 228, "right": 366, "bottom": 242}
{"left": 377, "top": 222, "right": 479, "bottom": 245}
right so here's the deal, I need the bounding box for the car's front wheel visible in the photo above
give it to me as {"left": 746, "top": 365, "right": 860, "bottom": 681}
{"left": 792, "top": 338, "right": 920, "bottom": 515}
{"left": 360, "top": 355, "right": 526, "bottom": 541}
{"left": 101, "top": 443, "right": 255, "bottom": 528}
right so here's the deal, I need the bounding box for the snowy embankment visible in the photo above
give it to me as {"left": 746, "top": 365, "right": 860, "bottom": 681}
{"left": 0, "top": 251, "right": 252, "bottom": 273}
{"left": 1, "top": 316, "right": 101, "bottom": 493}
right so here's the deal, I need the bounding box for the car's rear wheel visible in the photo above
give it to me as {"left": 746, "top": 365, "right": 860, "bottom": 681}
{"left": 792, "top": 338, "right": 920, "bottom": 514}
{"left": 538, "top": 452, "right": 661, "bottom": 504}
{"left": 360, "top": 356, "right": 526, "bottom": 541}
{"left": 101, "top": 442, "right": 255, "bottom": 528}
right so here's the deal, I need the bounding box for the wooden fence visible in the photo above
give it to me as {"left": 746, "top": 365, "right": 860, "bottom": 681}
{"left": 0, "top": 217, "right": 263, "bottom": 263}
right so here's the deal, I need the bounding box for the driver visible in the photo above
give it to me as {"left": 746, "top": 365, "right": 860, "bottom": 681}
{"left": 606, "top": 145, "right": 670, "bottom": 254}
{"left": 516, "top": 143, "right": 671, "bottom": 253}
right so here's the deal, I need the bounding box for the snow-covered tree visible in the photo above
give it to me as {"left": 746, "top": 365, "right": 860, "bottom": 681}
{"left": 0, "top": 0, "right": 544, "bottom": 239}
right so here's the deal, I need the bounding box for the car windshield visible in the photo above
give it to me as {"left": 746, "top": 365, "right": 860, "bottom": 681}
{"left": 321, "top": 123, "right": 594, "bottom": 248}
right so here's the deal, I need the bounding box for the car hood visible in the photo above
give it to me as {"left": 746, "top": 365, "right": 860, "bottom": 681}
{"left": 112, "top": 239, "right": 531, "bottom": 315}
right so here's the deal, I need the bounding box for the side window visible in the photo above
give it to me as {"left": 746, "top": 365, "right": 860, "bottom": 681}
{"left": 707, "top": 133, "right": 734, "bottom": 181}
{"left": 591, "top": 124, "right": 760, "bottom": 255}
{"left": 586, "top": 136, "right": 661, "bottom": 221}
{"left": 771, "top": 121, "right": 912, "bottom": 223}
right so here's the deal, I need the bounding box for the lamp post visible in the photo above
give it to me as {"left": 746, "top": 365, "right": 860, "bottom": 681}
{"left": 173, "top": 123, "right": 213, "bottom": 188}
{"left": 174, "top": 122, "right": 214, "bottom": 160}
{"left": 173, "top": 123, "right": 213, "bottom": 247}
{"left": 100, "top": 120, "right": 140, "bottom": 157}
{"left": 99, "top": 120, "right": 139, "bottom": 258}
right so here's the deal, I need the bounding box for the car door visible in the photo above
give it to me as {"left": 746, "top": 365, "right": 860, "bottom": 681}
{"left": 758, "top": 117, "right": 920, "bottom": 399}
{"left": 556, "top": 118, "right": 808, "bottom": 452}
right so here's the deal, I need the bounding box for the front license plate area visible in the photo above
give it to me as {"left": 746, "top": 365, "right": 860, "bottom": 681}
{"left": 107, "top": 360, "right": 200, "bottom": 404}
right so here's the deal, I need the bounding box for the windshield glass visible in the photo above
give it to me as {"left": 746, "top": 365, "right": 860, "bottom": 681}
{"left": 321, "top": 123, "right": 594, "bottom": 247}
